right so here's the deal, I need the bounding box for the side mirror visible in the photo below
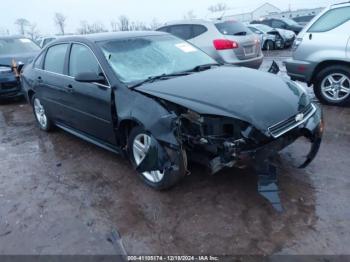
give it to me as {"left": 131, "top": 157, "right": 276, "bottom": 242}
{"left": 74, "top": 72, "right": 106, "bottom": 84}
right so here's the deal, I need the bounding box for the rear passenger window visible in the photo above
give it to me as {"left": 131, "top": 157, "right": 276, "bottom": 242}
{"left": 308, "top": 7, "right": 350, "bottom": 32}
{"left": 192, "top": 25, "right": 207, "bottom": 38}
{"left": 215, "top": 21, "right": 252, "bottom": 36}
{"left": 168, "top": 25, "right": 193, "bottom": 40}
{"left": 44, "top": 44, "right": 68, "bottom": 74}
{"left": 69, "top": 44, "right": 101, "bottom": 78}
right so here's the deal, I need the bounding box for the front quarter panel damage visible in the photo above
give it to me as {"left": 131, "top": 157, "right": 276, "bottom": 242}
{"left": 115, "top": 89, "right": 183, "bottom": 173}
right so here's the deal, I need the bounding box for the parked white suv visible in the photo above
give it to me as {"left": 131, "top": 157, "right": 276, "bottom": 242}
{"left": 285, "top": 2, "right": 350, "bottom": 106}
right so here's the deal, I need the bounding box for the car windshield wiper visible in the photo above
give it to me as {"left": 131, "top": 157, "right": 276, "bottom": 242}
{"left": 129, "top": 72, "right": 190, "bottom": 89}
{"left": 184, "top": 63, "right": 221, "bottom": 73}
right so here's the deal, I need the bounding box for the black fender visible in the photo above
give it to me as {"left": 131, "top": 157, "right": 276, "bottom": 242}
{"left": 114, "top": 88, "right": 183, "bottom": 173}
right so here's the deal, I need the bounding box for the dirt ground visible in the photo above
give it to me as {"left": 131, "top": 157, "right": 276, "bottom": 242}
{"left": 0, "top": 51, "right": 349, "bottom": 256}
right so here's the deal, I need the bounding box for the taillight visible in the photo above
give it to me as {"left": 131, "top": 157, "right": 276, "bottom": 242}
{"left": 213, "top": 39, "right": 239, "bottom": 50}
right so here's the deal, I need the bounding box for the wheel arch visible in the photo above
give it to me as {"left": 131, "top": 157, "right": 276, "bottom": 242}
{"left": 311, "top": 60, "right": 350, "bottom": 84}
{"left": 28, "top": 90, "right": 35, "bottom": 105}
{"left": 117, "top": 118, "right": 142, "bottom": 148}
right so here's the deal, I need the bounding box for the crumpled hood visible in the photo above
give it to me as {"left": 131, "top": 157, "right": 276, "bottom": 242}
{"left": 136, "top": 66, "right": 308, "bottom": 132}
{"left": 276, "top": 29, "right": 296, "bottom": 39}
{"left": 0, "top": 52, "right": 38, "bottom": 66}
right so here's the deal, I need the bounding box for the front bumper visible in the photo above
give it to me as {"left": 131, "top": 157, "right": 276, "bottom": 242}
{"left": 284, "top": 36, "right": 296, "bottom": 47}
{"left": 210, "top": 103, "right": 323, "bottom": 173}
{"left": 284, "top": 58, "right": 316, "bottom": 83}
{"left": 0, "top": 73, "right": 22, "bottom": 99}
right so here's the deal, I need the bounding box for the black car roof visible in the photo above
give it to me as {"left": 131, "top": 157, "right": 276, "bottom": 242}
{"left": 53, "top": 31, "right": 168, "bottom": 44}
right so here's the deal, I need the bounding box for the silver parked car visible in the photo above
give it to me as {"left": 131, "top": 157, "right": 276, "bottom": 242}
{"left": 285, "top": 2, "right": 350, "bottom": 106}
{"left": 248, "top": 24, "right": 284, "bottom": 50}
{"left": 157, "top": 19, "right": 263, "bottom": 69}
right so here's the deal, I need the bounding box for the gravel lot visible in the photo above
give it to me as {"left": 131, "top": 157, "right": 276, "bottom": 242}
{"left": 0, "top": 50, "right": 349, "bottom": 256}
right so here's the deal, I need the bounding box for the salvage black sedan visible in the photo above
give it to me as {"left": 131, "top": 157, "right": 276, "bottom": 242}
{"left": 21, "top": 32, "right": 323, "bottom": 190}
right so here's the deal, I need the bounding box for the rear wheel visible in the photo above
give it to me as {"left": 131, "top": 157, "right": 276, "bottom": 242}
{"left": 313, "top": 65, "right": 350, "bottom": 106}
{"left": 128, "top": 126, "right": 187, "bottom": 190}
{"left": 32, "top": 95, "right": 53, "bottom": 131}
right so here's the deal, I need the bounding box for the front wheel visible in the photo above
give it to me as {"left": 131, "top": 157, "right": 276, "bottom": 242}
{"left": 32, "top": 95, "right": 53, "bottom": 131}
{"left": 128, "top": 126, "right": 187, "bottom": 190}
{"left": 313, "top": 65, "right": 350, "bottom": 106}
{"left": 264, "top": 40, "right": 274, "bottom": 51}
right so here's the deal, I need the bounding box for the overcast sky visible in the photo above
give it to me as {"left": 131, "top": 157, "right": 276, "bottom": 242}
{"left": 0, "top": 0, "right": 342, "bottom": 35}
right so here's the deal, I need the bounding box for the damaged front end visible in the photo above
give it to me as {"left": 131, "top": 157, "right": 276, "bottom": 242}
{"left": 133, "top": 96, "right": 323, "bottom": 211}
{"left": 175, "top": 102, "right": 323, "bottom": 211}
{"left": 176, "top": 102, "right": 323, "bottom": 175}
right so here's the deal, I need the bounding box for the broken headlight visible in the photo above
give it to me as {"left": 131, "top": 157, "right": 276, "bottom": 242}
{"left": 0, "top": 66, "right": 12, "bottom": 74}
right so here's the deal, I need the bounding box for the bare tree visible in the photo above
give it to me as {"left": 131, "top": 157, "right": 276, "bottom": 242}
{"left": 88, "top": 22, "right": 108, "bottom": 33}
{"left": 118, "top": 16, "right": 130, "bottom": 31}
{"left": 14, "top": 18, "right": 30, "bottom": 35}
{"left": 183, "top": 10, "right": 196, "bottom": 20}
{"left": 0, "top": 27, "right": 10, "bottom": 36}
{"left": 54, "top": 13, "right": 67, "bottom": 35}
{"left": 149, "top": 18, "right": 162, "bottom": 30}
{"left": 129, "top": 21, "right": 148, "bottom": 31}
{"left": 111, "top": 20, "right": 119, "bottom": 32}
{"left": 208, "top": 3, "right": 229, "bottom": 12}
{"left": 28, "top": 23, "right": 40, "bottom": 41}
{"left": 77, "top": 21, "right": 108, "bottom": 35}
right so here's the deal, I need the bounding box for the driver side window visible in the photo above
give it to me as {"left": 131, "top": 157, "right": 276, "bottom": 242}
{"left": 69, "top": 43, "right": 107, "bottom": 85}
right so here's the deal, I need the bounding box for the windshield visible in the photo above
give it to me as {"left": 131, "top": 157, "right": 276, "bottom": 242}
{"left": 215, "top": 21, "right": 252, "bottom": 36}
{"left": 99, "top": 35, "right": 217, "bottom": 84}
{"left": 283, "top": 18, "right": 300, "bottom": 26}
{"left": 0, "top": 38, "right": 40, "bottom": 55}
{"left": 252, "top": 24, "right": 273, "bottom": 33}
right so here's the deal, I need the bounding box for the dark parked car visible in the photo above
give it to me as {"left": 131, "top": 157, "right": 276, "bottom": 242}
{"left": 21, "top": 32, "right": 323, "bottom": 190}
{"left": 293, "top": 15, "right": 315, "bottom": 26}
{"left": 251, "top": 18, "right": 303, "bottom": 34}
{"left": 0, "top": 36, "right": 40, "bottom": 99}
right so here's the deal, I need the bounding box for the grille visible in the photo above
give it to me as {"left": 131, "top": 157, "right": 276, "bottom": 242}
{"left": 268, "top": 104, "right": 316, "bottom": 138}
{"left": 0, "top": 82, "right": 18, "bottom": 90}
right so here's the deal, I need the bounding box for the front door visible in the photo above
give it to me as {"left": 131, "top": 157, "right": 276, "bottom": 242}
{"left": 64, "top": 43, "right": 116, "bottom": 144}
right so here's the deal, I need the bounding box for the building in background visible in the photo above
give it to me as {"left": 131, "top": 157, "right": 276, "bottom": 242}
{"left": 267, "top": 7, "right": 324, "bottom": 19}
{"left": 208, "top": 2, "right": 324, "bottom": 23}
{"left": 208, "top": 3, "right": 281, "bottom": 22}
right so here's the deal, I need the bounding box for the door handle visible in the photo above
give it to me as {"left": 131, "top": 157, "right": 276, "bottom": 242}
{"left": 309, "top": 33, "right": 313, "bottom": 40}
{"left": 65, "top": 84, "right": 74, "bottom": 93}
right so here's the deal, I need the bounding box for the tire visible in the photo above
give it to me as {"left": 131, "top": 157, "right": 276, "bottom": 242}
{"left": 31, "top": 95, "right": 53, "bottom": 131}
{"left": 127, "top": 126, "right": 187, "bottom": 190}
{"left": 264, "top": 40, "right": 274, "bottom": 51}
{"left": 313, "top": 65, "right": 350, "bottom": 106}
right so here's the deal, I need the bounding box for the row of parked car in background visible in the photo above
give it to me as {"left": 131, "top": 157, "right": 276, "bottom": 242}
{"left": 1, "top": 1, "right": 350, "bottom": 106}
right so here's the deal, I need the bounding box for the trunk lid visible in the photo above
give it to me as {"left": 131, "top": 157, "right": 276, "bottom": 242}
{"left": 214, "top": 21, "right": 260, "bottom": 60}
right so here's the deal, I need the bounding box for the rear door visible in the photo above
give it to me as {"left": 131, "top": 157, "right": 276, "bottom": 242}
{"left": 299, "top": 6, "right": 350, "bottom": 62}
{"left": 214, "top": 21, "right": 260, "bottom": 61}
{"left": 65, "top": 43, "right": 115, "bottom": 144}
{"left": 37, "top": 43, "right": 71, "bottom": 124}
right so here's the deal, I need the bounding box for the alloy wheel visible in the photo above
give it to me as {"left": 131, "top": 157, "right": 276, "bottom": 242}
{"left": 34, "top": 98, "right": 48, "bottom": 129}
{"left": 321, "top": 73, "right": 350, "bottom": 102}
{"left": 132, "top": 133, "right": 165, "bottom": 183}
